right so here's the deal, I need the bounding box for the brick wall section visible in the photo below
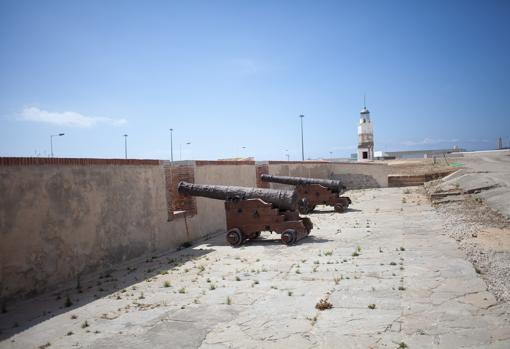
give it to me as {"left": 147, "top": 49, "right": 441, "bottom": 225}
{"left": 256, "top": 164, "right": 270, "bottom": 188}
{"left": 165, "top": 164, "right": 197, "bottom": 218}
{"left": 0, "top": 157, "right": 160, "bottom": 166}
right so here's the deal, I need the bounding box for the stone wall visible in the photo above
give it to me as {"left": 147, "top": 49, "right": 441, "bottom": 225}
{"left": 0, "top": 159, "right": 189, "bottom": 300}
{"left": 266, "top": 161, "right": 390, "bottom": 190}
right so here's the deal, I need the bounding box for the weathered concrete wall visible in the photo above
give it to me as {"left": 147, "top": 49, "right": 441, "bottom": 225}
{"left": 266, "top": 161, "right": 391, "bottom": 190}
{"left": 0, "top": 160, "right": 189, "bottom": 300}
{"left": 188, "top": 162, "right": 256, "bottom": 239}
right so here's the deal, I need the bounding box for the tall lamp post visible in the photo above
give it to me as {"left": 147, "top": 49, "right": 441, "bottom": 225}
{"left": 50, "top": 133, "right": 65, "bottom": 157}
{"left": 123, "top": 134, "right": 128, "bottom": 159}
{"left": 169, "top": 128, "right": 174, "bottom": 164}
{"left": 285, "top": 149, "right": 290, "bottom": 161}
{"left": 299, "top": 114, "right": 305, "bottom": 161}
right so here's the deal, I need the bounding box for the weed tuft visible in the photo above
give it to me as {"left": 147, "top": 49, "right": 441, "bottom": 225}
{"left": 180, "top": 241, "right": 192, "bottom": 249}
{"left": 315, "top": 298, "right": 333, "bottom": 310}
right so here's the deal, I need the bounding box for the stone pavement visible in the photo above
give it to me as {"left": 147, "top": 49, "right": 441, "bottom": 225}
{"left": 1, "top": 187, "right": 509, "bottom": 348}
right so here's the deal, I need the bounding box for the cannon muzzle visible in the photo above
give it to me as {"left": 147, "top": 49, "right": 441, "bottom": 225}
{"left": 177, "top": 181, "right": 299, "bottom": 211}
{"left": 260, "top": 174, "right": 345, "bottom": 193}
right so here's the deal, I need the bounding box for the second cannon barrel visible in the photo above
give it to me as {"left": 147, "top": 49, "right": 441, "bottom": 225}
{"left": 260, "top": 174, "right": 345, "bottom": 193}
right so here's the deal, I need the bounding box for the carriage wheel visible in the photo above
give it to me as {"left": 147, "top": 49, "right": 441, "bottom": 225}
{"left": 281, "top": 229, "right": 297, "bottom": 245}
{"left": 334, "top": 203, "right": 345, "bottom": 213}
{"left": 302, "top": 217, "right": 313, "bottom": 235}
{"left": 226, "top": 228, "right": 243, "bottom": 247}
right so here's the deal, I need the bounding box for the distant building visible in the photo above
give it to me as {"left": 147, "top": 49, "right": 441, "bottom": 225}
{"left": 357, "top": 104, "right": 374, "bottom": 161}
{"left": 374, "top": 148, "right": 465, "bottom": 160}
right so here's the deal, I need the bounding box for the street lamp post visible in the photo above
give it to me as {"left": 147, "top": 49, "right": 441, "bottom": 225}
{"left": 50, "top": 133, "right": 65, "bottom": 157}
{"left": 285, "top": 149, "right": 290, "bottom": 161}
{"left": 123, "top": 134, "right": 128, "bottom": 159}
{"left": 329, "top": 151, "right": 333, "bottom": 160}
{"left": 299, "top": 114, "right": 305, "bottom": 161}
{"left": 169, "top": 128, "right": 174, "bottom": 164}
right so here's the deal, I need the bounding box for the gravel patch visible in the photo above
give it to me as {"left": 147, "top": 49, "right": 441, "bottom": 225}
{"left": 434, "top": 197, "right": 510, "bottom": 302}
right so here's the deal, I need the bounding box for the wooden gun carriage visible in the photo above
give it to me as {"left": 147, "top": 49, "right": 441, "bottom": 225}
{"left": 260, "top": 174, "right": 352, "bottom": 214}
{"left": 177, "top": 181, "right": 313, "bottom": 246}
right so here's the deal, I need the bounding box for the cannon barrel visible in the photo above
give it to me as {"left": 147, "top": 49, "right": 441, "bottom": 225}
{"left": 177, "top": 181, "right": 299, "bottom": 211}
{"left": 260, "top": 174, "right": 345, "bottom": 193}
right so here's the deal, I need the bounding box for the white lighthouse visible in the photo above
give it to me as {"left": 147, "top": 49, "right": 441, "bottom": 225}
{"left": 357, "top": 102, "right": 374, "bottom": 161}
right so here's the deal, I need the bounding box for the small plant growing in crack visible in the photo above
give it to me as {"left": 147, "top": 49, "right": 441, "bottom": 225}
{"left": 288, "top": 291, "right": 293, "bottom": 296}
{"left": 398, "top": 286, "right": 406, "bottom": 291}
{"left": 390, "top": 261, "right": 397, "bottom": 266}
{"left": 400, "top": 246, "right": 405, "bottom": 251}
{"left": 315, "top": 298, "right": 333, "bottom": 310}
{"left": 226, "top": 296, "right": 231, "bottom": 305}
{"left": 81, "top": 320, "right": 89, "bottom": 328}
{"left": 333, "top": 276, "right": 342, "bottom": 285}
{"left": 163, "top": 281, "right": 171, "bottom": 288}
{"left": 307, "top": 315, "right": 318, "bottom": 325}
{"left": 368, "top": 303, "right": 376, "bottom": 310}
{"left": 178, "top": 287, "right": 186, "bottom": 294}
{"left": 210, "top": 284, "right": 216, "bottom": 290}
{"left": 398, "top": 342, "right": 408, "bottom": 349}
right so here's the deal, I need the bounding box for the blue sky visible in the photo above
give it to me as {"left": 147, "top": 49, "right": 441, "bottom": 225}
{"left": 1, "top": 0, "right": 509, "bottom": 160}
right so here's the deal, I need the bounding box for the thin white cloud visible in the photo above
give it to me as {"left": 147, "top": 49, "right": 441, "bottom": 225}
{"left": 401, "top": 138, "right": 459, "bottom": 146}
{"left": 19, "top": 106, "right": 127, "bottom": 128}
{"left": 230, "top": 59, "right": 262, "bottom": 75}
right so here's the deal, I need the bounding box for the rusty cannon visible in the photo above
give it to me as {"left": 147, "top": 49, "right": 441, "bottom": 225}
{"left": 177, "top": 181, "right": 313, "bottom": 246}
{"left": 260, "top": 174, "right": 352, "bottom": 214}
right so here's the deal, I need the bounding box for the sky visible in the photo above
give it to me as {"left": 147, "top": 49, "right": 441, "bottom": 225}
{"left": 1, "top": 0, "right": 509, "bottom": 160}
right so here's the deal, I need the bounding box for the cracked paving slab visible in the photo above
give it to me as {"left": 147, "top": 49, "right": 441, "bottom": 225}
{"left": 1, "top": 187, "right": 510, "bottom": 349}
